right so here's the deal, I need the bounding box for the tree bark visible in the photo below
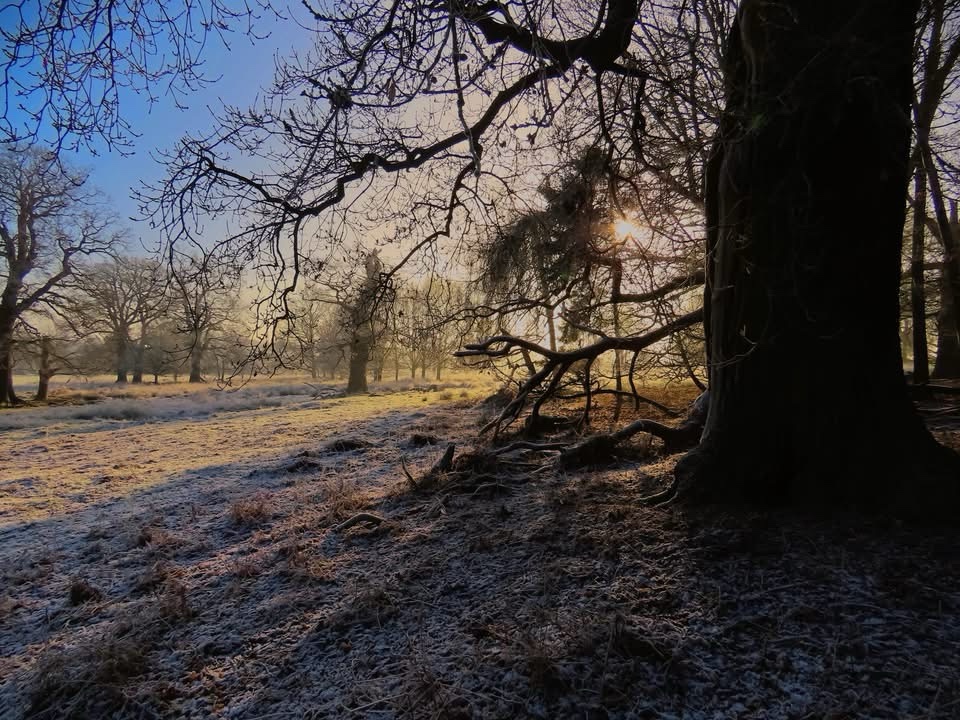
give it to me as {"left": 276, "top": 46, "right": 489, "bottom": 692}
{"left": 911, "top": 159, "right": 930, "bottom": 383}
{"left": 114, "top": 335, "right": 128, "bottom": 384}
{"left": 933, "top": 266, "right": 960, "bottom": 378}
{"left": 0, "top": 330, "right": 18, "bottom": 405}
{"left": 933, "top": 203, "right": 960, "bottom": 378}
{"left": 188, "top": 331, "right": 204, "bottom": 383}
{"left": 545, "top": 305, "right": 557, "bottom": 353}
{"left": 681, "top": 0, "right": 959, "bottom": 515}
{"left": 347, "top": 336, "right": 370, "bottom": 394}
{"left": 131, "top": 345, "right": 144, "bottom": 383}
{"left": 188, "top": 353, "right": 203, "bottom": 383}
{"left": 36, "top": 373, "right": 50, "bottom": 401}
{"left": 35, "top": 337, "right": 53, "bottom": 401}
{"left": 0, "top": 312, "right": 20, "bottom": 405}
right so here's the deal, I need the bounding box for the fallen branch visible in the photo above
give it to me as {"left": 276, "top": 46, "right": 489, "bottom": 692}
{"left": 332, "top": 513, "right": 385, "bottom": 532}
{"left": 558, "top": 391, "right": 709, "bottom": 468}
{"left": 490, "top": 440, "right": 569, "bottom": 455}
{"left": 457, "top": 308, "right": 704, "bottom": 436}
{"left": 400, "top": 455, "right": 418, "bottom": 488}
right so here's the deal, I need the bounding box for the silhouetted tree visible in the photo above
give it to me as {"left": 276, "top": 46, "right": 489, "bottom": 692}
{"left": 0, "top": 148, "right": 119, "bottom": 404}
{"left": 680, "top": 0, "right": 959, "bottom": 511}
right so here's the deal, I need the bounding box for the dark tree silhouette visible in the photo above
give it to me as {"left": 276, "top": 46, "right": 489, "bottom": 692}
{"left": 679, "top": 0, "right": 960, "bottom": 512}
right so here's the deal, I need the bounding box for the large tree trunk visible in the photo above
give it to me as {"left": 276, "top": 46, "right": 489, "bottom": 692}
{"left": 188, "top": 352, "right": 203, "bottom": 383}
{"left": 36, "top": 373, "right": 50, "bottom": 401}
{"left": 35, "top": 337, "right": 53, "bottom": 401}
{"left": 114, "top": 336, "right": 128, "bottom": 384}
{"left": 545, "top": 306, "right": 557, "bottom": 353}
{"left": 933, "top": 275, "right": 960, "bottom": 378}
{"left": 0, "top": 311, "right": 17, "bottom": 404}
{"left": 132, "top": 345, "right": 144, "bottom": 383}
{"left": 188, "top": 332, "right": 204, "bottom": 383}
{"left": 681, "top": 0, "right": 959, "bottom": 515}
{"left": 932, "top": 204, "right": 960, "bottom": 378}
{"left": 347, "top": 335, "right": 370, "bottom": 394}
{"left": 0, "top": 332, "right": 18, "bottom": 406}
{"left": 910, "top": 160, "right": 930, "bottom": 383}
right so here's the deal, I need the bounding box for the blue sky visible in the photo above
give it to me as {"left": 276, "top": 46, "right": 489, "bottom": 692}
{"left": 6, "top": 4, "right": 315, "bottom": 249}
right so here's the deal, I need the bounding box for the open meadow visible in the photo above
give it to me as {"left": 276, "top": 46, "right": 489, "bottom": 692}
{"left": 1, "top": 377, "right": 959, "bottom": 719}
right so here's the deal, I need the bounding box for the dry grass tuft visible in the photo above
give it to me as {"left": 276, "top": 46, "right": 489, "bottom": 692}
{"left": 229, "top": 492, "right": 273, "bottom": 526}
{"left": 133, "top": 525, "right": 177, "bottom": 549}
{"left": 327, "top": 579, "right": 396, "bottom": 629}
{"left": 157, "top": 579, "right": 192, "bottom": 619}
{"left": 232, "top": 554, "right": 264, "bottom": 578}
{"left": 317, "top": 476, "right": 365, "bottom": 523}
{"left": 0, "top": 594, "right": 23, "bottom": 619}
{"left": 28, "top": 618, "right": 156, "bottom": 718}
{"left": 68, "top": 577, "right": 103, "bottom": 605}
{"left": 136, "top": 559, "right": 180, "bottom": 593}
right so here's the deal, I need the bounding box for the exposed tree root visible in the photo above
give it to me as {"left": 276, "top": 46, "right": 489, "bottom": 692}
{"left": 405, "top": 443, "right": 459, "bottom": 491}
{"left": 332, "top": 512, "right": 385, "bottom": 532}
{"left": 404, "top": 393, "right": 712, "bottom": 502}
{"left": 668, "top": 427, "right": 960, "bottom": 521}
{"left": 404, "top": 442, "right": 534, "bottom": 496}
{"left": 637, "top": 478, "right": 680, "bottom": 506}
{"left": 907, "top": 384, "right": 960, "bottom": 400}
{"left": 558, "top": 392, "right": 708, "bottom": 468}
{"left": 523, "top": 414, "right": 576, "bottom": 435}
{"left": 490, "top": 441, "right": 568, "bottom": 456}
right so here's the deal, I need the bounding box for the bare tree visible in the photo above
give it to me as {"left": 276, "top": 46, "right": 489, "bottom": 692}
{"left": 71, "top": 256, "right": 169, "bottom": 383}
{"left": 0, "top": 148, "right": 119, "bottom": 404}
{"left": 682, "top": 0, "right": 960, "bottom": 509}
{"left": 15, "top": 326, "right": 79, "bottom": 400}
{"left": 1, "top": 1, "right": 276, "bottom": 153}
{"left": 169, "top": 255, "right": 238, "bottom": 383}
{"left": 140, "top": 320, "right": 181, "bottom": 383}
{"left": 344, "top": 251, "right": 391, "bottom": 393}
{"left": 909, "top": 0, "right": 960, "bottom": 379}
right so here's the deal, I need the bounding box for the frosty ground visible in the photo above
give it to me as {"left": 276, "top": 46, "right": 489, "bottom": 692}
{"left": 1, "top": 377, "right": 958, "bottom": 719}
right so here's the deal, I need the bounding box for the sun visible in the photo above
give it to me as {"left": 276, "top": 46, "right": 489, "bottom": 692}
{"left": 613, "top": 218, "right": 642, "bottom": 240}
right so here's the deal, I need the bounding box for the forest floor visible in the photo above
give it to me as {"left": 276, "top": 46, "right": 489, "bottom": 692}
{"left": 1, "top": 376, "right": 959, "bottom": 719}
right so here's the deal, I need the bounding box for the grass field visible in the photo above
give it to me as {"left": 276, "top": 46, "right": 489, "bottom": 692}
{"left": 2, "top": 374, "right": 959, "bottom": 719}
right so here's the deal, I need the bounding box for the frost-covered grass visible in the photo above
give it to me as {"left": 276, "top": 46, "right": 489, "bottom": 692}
{"left": 0, "top": 377, "right": 334, "bottom": 431}
{"left": 1, "top": 372, "right": 493, "bottom": 433}
{"left": 2, "top": 388, "right": 958, "bottom": 720}
{"left": 0, "top": 371, "right": 495, "bottom": 525}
